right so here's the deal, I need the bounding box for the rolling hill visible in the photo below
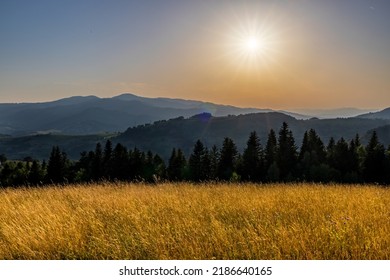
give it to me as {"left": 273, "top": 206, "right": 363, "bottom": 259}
{"left": 1, "top": 94, "right": 389, "bottom": 160}
{"left": 5, "top": 93, "right": 380, "bottom": 137}
{"left": 0, "top": 93, "right": 280, "bottom": 136}
{"left": 2, "top": 111, "right": 389, "bottom": 161}
{"left": 356, "top": 108, "right": 390, "bottom": 120}
{"left": 115, "top": 112, "right": 390, "bottom": 160}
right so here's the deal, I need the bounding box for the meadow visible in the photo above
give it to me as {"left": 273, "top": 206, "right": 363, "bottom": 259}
{"left": 0, "top": 182, "right": 389, "bottom": 260}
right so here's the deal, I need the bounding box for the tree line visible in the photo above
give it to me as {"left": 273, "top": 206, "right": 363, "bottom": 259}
{"left": 1, "top": 122, "right": 390, "bottom": 187}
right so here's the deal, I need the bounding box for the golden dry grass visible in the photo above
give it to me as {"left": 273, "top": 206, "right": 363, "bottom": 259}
{"left": 0, "top": 182, "right": 389, "bottom": 259}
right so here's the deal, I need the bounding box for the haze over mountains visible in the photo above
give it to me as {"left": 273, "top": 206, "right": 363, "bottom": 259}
{"left": 0, "top": 93, "right": 382, "bottom": 137}
{"left": 0, "top": 93, "right": 389, "bottom": 161}
{"left": 292, "top": 108, "right": 377, "bottom": 119}
{"left": 0, "top": 93, "right": 273, "bottom": 136}
{"left": 356, "top": 108, "right": 390, "bottom": 120}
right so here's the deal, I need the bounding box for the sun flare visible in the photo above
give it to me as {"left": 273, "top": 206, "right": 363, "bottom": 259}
{"left": 245, "top": 37, "right": 259, "bottom": 52}
{"left": 226, "top": 19, "right": 279, "bottom": 70}
{"left": 242, "top": 35, "right": 268, "bottom": 55}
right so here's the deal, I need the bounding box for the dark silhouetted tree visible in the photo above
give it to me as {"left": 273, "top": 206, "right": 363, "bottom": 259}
{"left": 129, "top": 147, "right": 145, "bottom": 180}
{"left": 111, "top": 143, "right": 129, "bottom": 180}
{"left": 331, "top": 138, "right": 356, "bottom": 182}
{"left": 75, "top": 151, "right": 93, "bottom": 182}
{"left": 326, "top": 137, "right": 336, "bottom": 166}
{"left": 103, "top": 140, "right": 113, "bottom": 178}
{"left": 47, "top": 146, "right": 71, "bottom": 184}
{"left": 241, "top": 131, "right": 264, "bottom": 182}
{"left": 28, "top": 160, "right": 45, "bottom": 185}
{"left": 153, "top": 154, "right": 166, "bottom": 181}
{"left": 91, "top": 143, "right": 103, "bottom": 181}
{"left": 167, "top": 148, "right": 186, "bottom": 181}
{"left": 142, "top": 150, "right": 155, "bottom": 182}
{"left": 0, "top": 162, "right": 27, "bottom": 186}
{"left": 363, "top": 131, "right": 386, "bottom": 183}
{"left": 217, "top": 137, "right": 238, "bottom": 180}
{"left": 208, "top": 145, "right": 219, "bottom": 180}
{"left": 299, "top": 129, "right": 327, "bottom": 181}
{"left": 0, "top": 162, "right": 14, "bottom": 186}
{"left": 265, "top": 129, "right": 277, "bottom": 168}
{"left": 276, "top": 122, "right": 297, "bottom": 181}
{"left": 346, "top": 135, "right": 362, "bottom": 182}
{"left": 264, "top": 129, "right": 278, "bottom": 181}
{"left": 188, "top": 140, "right": 208, "bottom": 181}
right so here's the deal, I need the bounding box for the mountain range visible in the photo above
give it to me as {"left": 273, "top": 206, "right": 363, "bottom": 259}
{"left": 1, "top": 93, "right": 390, "bottom": 160}
{"left": 292, "top": 108, "right": 377, "bottom": 119}
{"left": 2, "top": 93, "right": 385, "bottom": 137}
{"left": 0, "top": 93, "right": 275, "bottom": 136}
{"left": 356, "top": 108, "right": 390, "bottom": 120}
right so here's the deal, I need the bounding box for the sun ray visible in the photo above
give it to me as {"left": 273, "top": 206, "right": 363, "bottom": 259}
{"left": 222, "top": 14, "right": 281, "bottom": 73}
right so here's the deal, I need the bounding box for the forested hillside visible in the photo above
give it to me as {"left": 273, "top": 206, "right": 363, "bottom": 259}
{"left": 1, "top": 122, "right": 389, "bottom": 187}
{"left": 116, "top": 112, "right": 390, "bottom": 160}
{"left": 1, "top": 112, "right": 390, "bottom": 161}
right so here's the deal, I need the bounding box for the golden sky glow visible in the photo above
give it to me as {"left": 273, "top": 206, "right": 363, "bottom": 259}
{"left": 0, "top": 1, "right": 389, "bottom": 110}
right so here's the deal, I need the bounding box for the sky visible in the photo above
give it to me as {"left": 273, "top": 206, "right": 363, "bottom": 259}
{"left": 0, "top": 0, "right": 389, "bottom": 110}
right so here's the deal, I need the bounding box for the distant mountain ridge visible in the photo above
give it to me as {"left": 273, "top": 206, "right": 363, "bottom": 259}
{"left": 291, "top": 108, "right": 376, "bottom": 119}
{"left": 1, "top": 93, "right": 390, "bottom": 160}
{"left": 356, "top": 108, "right": 390, "bottom": 120}
{"left": 3, "top": 93, "right": 386, "bottom": 137}
{"left": 0, "top": 93, "right": 292, "bottom": 136}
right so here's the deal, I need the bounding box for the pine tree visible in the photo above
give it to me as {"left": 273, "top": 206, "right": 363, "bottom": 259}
{"left": 167, "top": 148, "right": 186, "bottom": 181}
{"left": 208, "top": 145, "right": 219, "bottom": 180}
{"left": 299, "top": 131, "right": 309, "bottom": 162}
{"left": 28, "top": 160, "right": 44, "bottom": 185}
{"left": 326, "top": 137, "right": 336, "bottom": 167}
{"left": 13, "top": 162, "right": 29, "bottom": 186}
{"left": 347, "top": 137, "right": 361, "bottom": 182}
{"left": 91, "top": 143, "right": 103, "bottom": 181}
{"left": 363, "top": 131, "right": 386, "bottom": 183}
{"left": 276, "top": 122, "right": 297, "bottom": 181}
{"left": 217, "top": 137, "right": 238, "bottom": 181}
{"left": 47, "top": 146, "right": 70, "bottom": 184}
{"left": 264, "top": 129, "right": 278, "bottom": 181}
{"left": 111, "top": 143, "right": 129, "bottom": 180}
{"left": 129, "top": 147, "right": 145, "bottom": 180}
{"left": 103, "top": 140, "right": 113, "bottom": 179}
{"left": 332, "top": 138, "right": 350, "bottom": 181}
{"left": 201, "top": 147, "right": 211, "bottom": 180}
{"left": 188, "top": 140, "right": 207, "bottom": 181}
{"left": 299, "top": 129, "right": 326, "bottom": 181}
{"left": 142, "top": 150, "right": 155, "bottom": 182}
{"left": 242, "top": 131, "right": 263, "bottom": 182}
{"left": 75, "top": 151, "right": 93, "bottom": 182}
{"left": 153, "top": 154, "right": 166, "bottom": 181}
{"left": 265, "top": 129, "right": 277, "bottom": 168}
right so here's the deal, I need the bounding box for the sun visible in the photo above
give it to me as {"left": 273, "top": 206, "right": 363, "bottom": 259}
{"left": 225, "top": 17, "right": 279, "bottom": 70}
{"left": 245, "top": 37, "right": 259, "bottom": 52}
{"left": 232, "top": 32, "right": 271, "bottom": 66}
{"left": 243, "top": 36, "right": 266, "bottom": 54}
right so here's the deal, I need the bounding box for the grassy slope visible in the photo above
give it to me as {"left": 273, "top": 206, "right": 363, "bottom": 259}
{"left": 0, "top": 183, "right": 389, "bottom": 260}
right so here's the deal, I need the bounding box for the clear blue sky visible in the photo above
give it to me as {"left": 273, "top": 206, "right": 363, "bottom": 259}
{"left": 1, "top": 0, "right": 389, "bottom": 109}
